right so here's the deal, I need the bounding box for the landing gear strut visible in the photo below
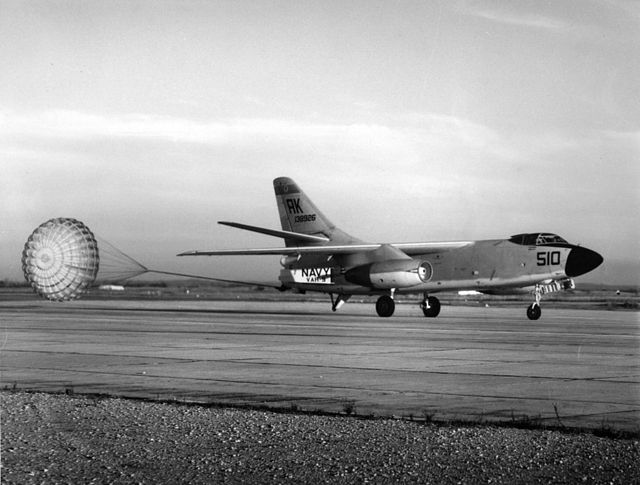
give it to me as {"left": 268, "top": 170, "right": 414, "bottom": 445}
{"left": 527, "top": 285, "right": 542, "bottom": 320}
{"left": 420, "top": 293, "right": 441, "bottom": 318}
{"left": 376, "top": 295, "right": 395, "bottom": 317}
{"left": 330, "top": 293, "right": 351, "bottom": 312}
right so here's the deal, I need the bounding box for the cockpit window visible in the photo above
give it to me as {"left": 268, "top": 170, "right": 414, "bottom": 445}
{"left": 509, "top": 233, "right": 569, "bottom": 246}
{"left": 536, "top": 234, "right": 568, "bottom": 245}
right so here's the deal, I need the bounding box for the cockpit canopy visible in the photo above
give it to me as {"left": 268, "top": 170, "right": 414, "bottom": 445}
{"left": 509, "top": 233, "right": 569, "bottom": 246}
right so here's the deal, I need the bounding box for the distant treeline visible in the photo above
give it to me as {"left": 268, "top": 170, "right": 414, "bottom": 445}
{"left": 0, "top": 279, "right": 249, "bottom": 289}
{"left": 0, "top": 280, "right": 29, "bottom": 288}
{"left": 107, "top": 280, "right": 250, "bottom": 289}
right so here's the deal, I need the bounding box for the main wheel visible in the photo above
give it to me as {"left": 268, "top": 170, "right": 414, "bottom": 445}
{"left": 376, "top": 295, "right": 395, "bottom": 317}
{"left": 421, "top": 296, "right": 441, "bottom": 317}
{"left": 527, "top": 303, "right": 541, "bottom": 320}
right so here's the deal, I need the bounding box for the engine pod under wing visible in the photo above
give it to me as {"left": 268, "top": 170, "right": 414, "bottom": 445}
{"left": 345, "top": 259, "right": 433, "bottom": 289}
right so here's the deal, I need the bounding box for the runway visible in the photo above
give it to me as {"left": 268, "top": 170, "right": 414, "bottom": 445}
{"left": 1, "top": 298, "right": 638, "bottom": 432}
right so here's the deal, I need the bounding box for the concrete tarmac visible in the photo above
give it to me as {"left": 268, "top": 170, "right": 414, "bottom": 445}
{"left": 1, "top": 299, "right": 638, "bottom": 432}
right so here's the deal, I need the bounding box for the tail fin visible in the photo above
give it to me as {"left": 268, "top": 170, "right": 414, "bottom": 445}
{"left": 273, "top": 177, "right": 357, "bottom": 246}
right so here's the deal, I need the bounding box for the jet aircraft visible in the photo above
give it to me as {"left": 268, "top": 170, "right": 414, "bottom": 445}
{"left": 179, "top": 177, "right": 603, "bottom": 319}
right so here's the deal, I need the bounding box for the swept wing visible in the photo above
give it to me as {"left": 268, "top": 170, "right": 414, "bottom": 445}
{"left": 177, "top": 241, "right": 472, "bottom": 257}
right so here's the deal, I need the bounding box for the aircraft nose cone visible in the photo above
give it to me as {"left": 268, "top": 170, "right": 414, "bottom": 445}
{"left": 565, "top": 246, "right": 604, "bottom": 277}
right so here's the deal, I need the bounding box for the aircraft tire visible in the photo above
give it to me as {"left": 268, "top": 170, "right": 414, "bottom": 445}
{"left": 376, "top": 295, "right": 395, "bottom": 317}
{"left": 527, "top": 303, "right": 541, "bottom": 320}
{"left": 421, "top": 296, "right": 441, "bottom": 317}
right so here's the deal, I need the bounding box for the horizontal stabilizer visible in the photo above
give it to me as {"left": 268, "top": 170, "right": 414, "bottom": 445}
{"left": 218, "top": 221, "right": 329, "bottom": 243}
{"left": 177, "top": 241, "right": 472, "bottom": 257}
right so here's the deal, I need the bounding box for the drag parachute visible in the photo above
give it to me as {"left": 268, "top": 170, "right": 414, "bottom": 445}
{"left": 22, "top": 218, "right": 100, "bottom": 301}
{"left": 22, "top": 217, "right": 246, "bottom": 301}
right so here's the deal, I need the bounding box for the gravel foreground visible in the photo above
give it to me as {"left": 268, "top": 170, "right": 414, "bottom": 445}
{"left": 1, "top": 392, "right": 638, "bottom": 484}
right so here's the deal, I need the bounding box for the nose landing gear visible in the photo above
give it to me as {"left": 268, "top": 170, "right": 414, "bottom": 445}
{"left": 527, "top": 285, "right": 543, "bottom": 320}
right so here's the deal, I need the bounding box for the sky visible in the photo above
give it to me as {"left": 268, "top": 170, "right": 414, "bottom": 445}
{"left": 1, "top": 0, "right": 639, "bottom": 286}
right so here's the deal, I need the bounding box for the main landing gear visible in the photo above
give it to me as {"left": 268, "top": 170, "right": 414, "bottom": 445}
{"left": 330, "top": 290, "right": 441, "bottom": 319}
{"left": 420, "top": 293, "right": 441, "bottom": 318}
{"left": 526, "top": 285, "right": 543, "bottom": 320}
{"left": 376, "top": 295, "right": 395, "bottom": 317}
{"left": 374, "top": 292, "right": 441, "bottom": 318}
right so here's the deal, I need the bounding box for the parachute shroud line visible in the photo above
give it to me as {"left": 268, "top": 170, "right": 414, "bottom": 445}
{"left": 95, "top": 237, "right": 148, "bottom": 282}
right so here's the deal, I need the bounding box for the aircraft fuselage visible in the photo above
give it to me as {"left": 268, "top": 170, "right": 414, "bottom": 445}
{"left": 280, "top": 238, "right": 596, "bottom": 295}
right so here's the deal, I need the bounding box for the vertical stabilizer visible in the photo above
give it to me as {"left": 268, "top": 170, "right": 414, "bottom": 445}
{"left": 273, "top": 177, "right": 358, "bottom": 246}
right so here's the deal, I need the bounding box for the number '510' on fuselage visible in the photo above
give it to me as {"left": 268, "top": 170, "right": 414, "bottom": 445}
{"left": 179, "top": 177, "right": 603, "bottom": 320}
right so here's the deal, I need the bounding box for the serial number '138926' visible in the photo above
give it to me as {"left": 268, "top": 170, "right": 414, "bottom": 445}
{"left": 537, "top": 251, "right": 561, "bottom": 266}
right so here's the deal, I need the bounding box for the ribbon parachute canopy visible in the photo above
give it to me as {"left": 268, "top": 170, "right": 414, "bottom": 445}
{"left": 22, "top": 218, "right": 100, "bottom": 301}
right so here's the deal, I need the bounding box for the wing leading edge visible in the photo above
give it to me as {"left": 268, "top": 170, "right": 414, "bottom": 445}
{"left": 177, "top": 241, "right": 472, "bottom": 257}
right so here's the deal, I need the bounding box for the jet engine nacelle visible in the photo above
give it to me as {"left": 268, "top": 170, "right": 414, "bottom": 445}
{"left": 345, "top": 259, "right": 432, "bottom": 289}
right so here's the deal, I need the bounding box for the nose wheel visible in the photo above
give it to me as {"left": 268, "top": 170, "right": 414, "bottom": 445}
{"left": 527, "top": 303, "right": 541, "bottom": 320}
{"left": 526, "top": 285, "right": 543, "bottom": 320}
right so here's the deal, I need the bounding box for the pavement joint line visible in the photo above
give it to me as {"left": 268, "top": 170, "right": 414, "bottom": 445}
{"left": 6, "top": 366, "right": 640, "bottom": 407}
{"left": 3, "top": 350, "right": 637, "bottom": 383}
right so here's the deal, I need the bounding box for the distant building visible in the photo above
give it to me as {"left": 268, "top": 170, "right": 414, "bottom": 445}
{"left": 98, "top": 285, "right": 125, "bottom": 291}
